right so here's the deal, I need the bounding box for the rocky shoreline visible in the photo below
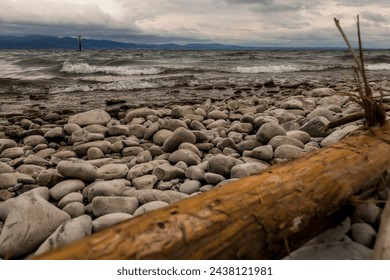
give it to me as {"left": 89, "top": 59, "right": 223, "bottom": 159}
{"left": 0, "top": 79, "right": 389, "bottom": 259}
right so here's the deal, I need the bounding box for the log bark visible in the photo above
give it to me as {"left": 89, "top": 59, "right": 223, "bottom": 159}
{"left": 34, "top": 122, "right": 390, "bottom": 260}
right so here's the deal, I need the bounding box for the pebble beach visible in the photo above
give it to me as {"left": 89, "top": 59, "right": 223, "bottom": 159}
{"left": 0, "top": 76, "right": 390, "bottom": 259}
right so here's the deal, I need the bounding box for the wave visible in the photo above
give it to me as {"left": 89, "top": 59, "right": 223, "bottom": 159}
{"left": 366, "top": 63, "right": 390, "bottom": 71}
{"left": 231, "top": 64, "right": 330, "bottom": 74}
{"left": 60, "top": 61, "right": 163, "bottom": 75}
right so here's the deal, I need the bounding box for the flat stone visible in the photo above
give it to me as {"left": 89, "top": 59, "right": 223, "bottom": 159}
{"left": 124, "top": 189, "right": 171, "bottom": 204}
{"left": 204, "top": 172, "right": 226, "bottom": 185}
{"left": 160, "top": 119, "right": 189, "bottom": 131}
{"left": 73, "top": 141, "right": 112, "bottom": 157}
{"left": 268, "top": 135, "right": 305, "bottom": 149}
{"left": 171, "top": 105, "right": 195, "bottom": 118}
{"left": 179, "top": 180, "right": 201, "bottom": 194}
{"left": 230, "top": 162, "right": 269, "bottom": 178}
{"left": 243, "top": 145, "right": 273, "bottom": 161}
{"left": 124, "top": 108, "right": 157, "bottom": 123}
{"left": 0, "top": 193, "right": 70, "bottom": 258}
{"left": 86, "top": 179, "right": 127, "bottom": 202}
{"left": 56, "top": 160, "right": 98, "bottom": 182}
{"left": 185, "top": 166, "right": 206, "bottom": 181}
{"left": 35, "top": 215, "right": 92, "bottom": 255}
{"left": 228, "top": 122, "right": 253, "bottom": 134}
{"left": 168, "top": 149, "right": 201, "bottom": 166}
{"left": 206, "top": 119, "right": 228, "bottom": 129}
{"left": 108, "top": 125, "right": 130, "bottom": 136}
{"left": 0, "top": 147, "right": 25, "bottom": 159}
{"left": 133, "top": 201, "right": 169, "bottom": 216}
{"left": 97, "top": 164, "right": 129, "bottom": 180}
{"left": 274, "top": 145, "right": 305, "bottom": 160}
{"left": 300, "top": 116, "right": 330, "bottom": 137}
{"left": 44, "top": 127, "right": 65, "bottom": 139}
{"left": 152, "top": 164, "right": 185, "bottom": 181}
{"left": 256, "top": 122, "right": 286, "bottom": 144}
{"left": 36, "top": 169, "right": 64, "bottom": 188}
{"left": 208, "top": 110, "right": 229, "bottom": 120}
{"left": 132, "top": 174, "right": 158, "bottom": 190}
{"left": 15, "top": 164, "right": 45, "bottom": 179}
{"left": 50, "top": 179, "right": 85, "bottom": 201}
{"left": 235, "top": 140, "right": 263, "bottom": 152}
{"left": 0, "top": 139, "right": 18, "bottom": 154}
{"left": 320, "top": 126, "right": 358, "bottom": 147}
{"left": 216, "top": 138, "right": 236, "bottom": 151}
{"left": 163, "top": 190, "right": 189, "bottom": 203}
{"left": 307, "top": 107, "right": 334, "bottom": 121}
{"left": 23, "top": 135, "right": 48, "bottom": 147}
{"left": 57, "top": 192, "right": 84, "bottom": 209}
{"left": 23, "top": 155, "right": 52, "bottom": 166}
{"left": 34, "top": 148, "right": 56, "bottom": 159}
{"left": 68, "top": 109, "right": 111, "bottom": 127}
{"left": 122, "top": 146, "right": 144, "bottom": 157}
{"left": 92, "top": 196, "right": 139, "bottom": 217}
{"left": 92, "top": 213, "right": 133, "bottom": 233}
{"left": 127, "top": 163, "right": 155, "bottom": 181}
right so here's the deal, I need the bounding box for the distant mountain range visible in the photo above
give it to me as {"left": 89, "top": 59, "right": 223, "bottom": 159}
{"left": 0, "top": 35, "right": 266, "bottom": 50}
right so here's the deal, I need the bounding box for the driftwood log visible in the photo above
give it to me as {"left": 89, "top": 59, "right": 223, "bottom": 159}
{"left": 34, "top": 122, "right": 390, "bottom": 260}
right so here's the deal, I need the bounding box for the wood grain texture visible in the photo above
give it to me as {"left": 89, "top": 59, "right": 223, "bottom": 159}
{"left": 34, "top": 123, "right": 390, "bottom": 260}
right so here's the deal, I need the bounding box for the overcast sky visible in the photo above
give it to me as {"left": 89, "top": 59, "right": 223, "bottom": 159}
{"left": 0, "top": 0, "right": 389, "bottom": 47}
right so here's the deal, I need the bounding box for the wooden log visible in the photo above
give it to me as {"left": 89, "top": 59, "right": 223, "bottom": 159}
{"left": 34, "top": 123, "right": 390, "bottom": 260}
{"left": 373, "top": 192, "right": 390, "bottom": 259}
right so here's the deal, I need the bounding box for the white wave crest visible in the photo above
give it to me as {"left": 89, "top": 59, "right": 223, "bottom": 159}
{"left": 232, "top": 64, "right": 309, "bottom": 73}
{"left": 60, "top": 61, "right": 162, "bottom": 75}
{"left": 366, "top": 63, "right": 390, "bottom": 71}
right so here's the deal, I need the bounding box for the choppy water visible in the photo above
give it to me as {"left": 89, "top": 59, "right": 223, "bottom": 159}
{"left": 0, "top": 49, "right": 389, "bottom": 118}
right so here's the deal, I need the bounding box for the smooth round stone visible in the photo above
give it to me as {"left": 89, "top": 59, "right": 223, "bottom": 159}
{"left": 44, "top": 127, "right": 64, "bottom": 138}
{"left": 56, "top": 160, "right": 98, "bottom": 182}
{"left": 136, "top": 150, "right": 153, "bottom": 163}
{"left": 86, "top": 179, "right": 128, "bottom": 202}
{"left": 73, "top": 141, "right": 112, "bottom": 157}
{"left": 274, "top": 145, "right": 305, "bottom": 160}
{"left": 171, "top": 105, "right": 195, "bottom": 118}
{"left": 108, "top": 125, "right": 130, "bottom": 136}
{"left": 152, "top": 129, "right": 173, "bottom": 146}
{"left": 162, "top": 127, "right": 196, "bottom": 153}
{"left": 228, "top": 122, "right": 253, "bottom": 134}
{"left": 206, "top": 119, "right": 228, "bottom": 129}
{"left": 35, "top": 215, "right": 92, "bottom": 256}
{"left": 87, "top": 147, "right": 105, "bottom": 160}
{"left": 0, "top": 162, "right": 14, "bottom": 174}
{"left": 132, "top": 175, "right": 158, "bottom": 190}
{"left": 0, "top": 147, "right": 25, "bottom": 159}
{"left": 122, "top": 146, "right": 144, "bottom": 157}
{"left": 204, "top": 172, "right": 226, "bottom": 185}
{"left": 92, "top": 196, "right": 139, "bottom": 217}
{"left": 23, "top": 135, "right": 48, "bottom": 147}
{"left": 50, "top": 179, "right": 85, "bottom": 201}
{"left": 286, "top": 130, "right": 311, "bottom": 144}
{"left": 268, "top": 135, "right": 305, "bottom": 149}
{"left": 124, "top": 189, "right": 171, "bottom": 204}
{"left": 230, "top": 162, "right": 269, "bottom": 178}
{"left": 207, "top": 154, "right": 239, "bottom": 177}
{"left": 307, "top": 107, "right": 334, "bottom": 121}
{"left": 34, "top": 147, "right": 56, "bottom": 159}
{"left": 63, "top": 123, "right": 81, "bottom": 135}
{"left": 128, "top": 124, "right": 147, "bottom": 139}
{"left": 62, "top": 202, "right": 85, "bottom": 218}
{"left": 235, "top": 140, "right": 262, "bottom": 152}
{"left": 317, "top": 95, "right": 343, "bottom": 106}
{"left": 0, "top": 189, "right": 14, "bottom": 201}
{"left": 280, "top": 99, "right": 304, "bottom": 110}
{"left": 208, "top": 110, "right": 229, "bottom": 120}
{"left": 0, "top": 139, "right": 18, "bottom": 154}
{"left": 256, "top": 122, "right": 286, "bottom": 144}
{"left": 68, "top": 109, "right": 111, "bottom": 127}
{"left": 97, "top": 164, "right": 129, "bottom": 180}
{"left": 320, "top": 126, "right": 358, "bottom": 147}
{"left": 124, "top": 108, "right": 157, "bottom": 123}
{"left": 160, "top": 119, "right": 189, "bottom": 131}
{"left": 350, "top": 223, "right": 376, "bottom": 247}
{"left": 144, "top": 123, "right": 160, "bottom": 140}
{"left": 308, "top": 87, "right": 335, "bottom": 97}
{"left": 179, "top": 180, "right": 201, "bottom": 194}
{"left": 243, "top": 145, "right": 273, "bottom": 161}
{"left": 152, "top": 164, "right": 185, "bottom": 181}
{"left": 69, "top": 129, "right": 90, "bottom": 144}
{"left": 216, "top": 138, "right": 236, "bottom": 151}
{"left": 178, "top": 142, "right": 202, "bottom": 157}
{"left": 168, "top": 149, "right": 201, "bottom": 166}
{"left": 51, "top": 150, "right": 78, "bottom": 159}
{"left": 57, "top": 192, "right": 84, "bottom": 209}
{"left": 133, "top": 201, "right": 169, "bottom": 216}
{"left": 353, "top": 203, "right": 382, "bottom": 225}
{"left": 92, "top": 213, "right": 133, "bottom": 233}
{"left": 0, "top": 173, "right": 18, "bottom": 189}
{"left": 190, "top": 120, "right": 206, "bottom": 130}
{"left": 0, "top": 193, "right": 70, "bottom": 258}
{"left": 15, "top": 164, "right": 44, "bottom": 179}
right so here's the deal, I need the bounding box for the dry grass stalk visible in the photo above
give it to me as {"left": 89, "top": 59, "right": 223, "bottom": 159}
{"left": 332, "top": 16, "right": 386, "bottom": 127}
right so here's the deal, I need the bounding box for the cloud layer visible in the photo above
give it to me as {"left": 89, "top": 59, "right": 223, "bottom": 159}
{"left": 0, "top": 0, "right": 389, "bottom": 47}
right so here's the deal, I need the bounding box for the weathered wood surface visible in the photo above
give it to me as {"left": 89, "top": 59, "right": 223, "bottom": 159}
{"left": 34, "top": 122, "right": 390, "bottom": 260}
{"left": 373, "top": 193, "right": 390, "bottom": 259}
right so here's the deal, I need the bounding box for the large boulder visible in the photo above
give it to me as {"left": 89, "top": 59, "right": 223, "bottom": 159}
{"left": 68, "top": 109, "right": 111, "bottom": 127}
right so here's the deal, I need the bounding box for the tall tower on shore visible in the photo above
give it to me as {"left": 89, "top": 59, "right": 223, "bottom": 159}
{"left": 77, "top": 35, "right": 82, "bottom": 51}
